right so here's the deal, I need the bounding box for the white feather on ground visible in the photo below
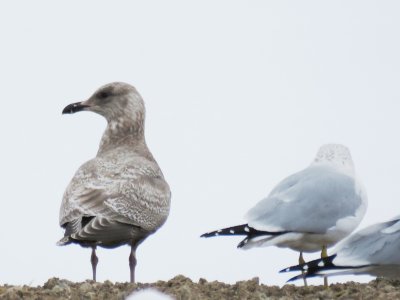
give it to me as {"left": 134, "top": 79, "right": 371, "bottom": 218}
{"left": 126, "top": 288, "right": 174, "bottom": 300}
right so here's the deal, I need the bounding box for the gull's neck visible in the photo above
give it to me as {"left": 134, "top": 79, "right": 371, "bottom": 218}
{"left": 311, "top": 160, "right": 355, "bottom": 176}
{"left": 97, "top": 115, "right": 146, "bottom": 156}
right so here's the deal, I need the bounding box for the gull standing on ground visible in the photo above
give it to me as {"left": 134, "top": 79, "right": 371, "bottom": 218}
{"left": 58, "top": 82, "right": 171, "bottom": 283}
{"left": 201, "top": 144, "right": 367, "bottom": 286}
{"left": 281, "top": 216, "right": 400, "bottom": 281}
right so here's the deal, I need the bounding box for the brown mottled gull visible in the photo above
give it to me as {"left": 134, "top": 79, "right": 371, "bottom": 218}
{"left": 58, "top": 82, "right": 171, "bottom": 283}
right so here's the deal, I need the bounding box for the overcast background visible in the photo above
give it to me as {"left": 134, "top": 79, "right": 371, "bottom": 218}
{"left": 1, "top": 0, "right": 399, "bottom": 287}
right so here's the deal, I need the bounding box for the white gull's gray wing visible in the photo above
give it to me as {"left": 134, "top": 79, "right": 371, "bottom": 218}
{"left": 281, "top": 217, "right": 400, "bottom": 280}
{"left": 245, "top": 165, "right": 366, "bottom": 234}
{"left": 334, "top": 217, "right": 400, "bottom": 266}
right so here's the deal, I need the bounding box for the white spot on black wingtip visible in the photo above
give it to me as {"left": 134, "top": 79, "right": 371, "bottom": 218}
{"left": 229, "top": 229, "right": 234, "bottom": 234}
{"left": 215, "top": 233, "right": 219, "bottom": 236}
{"left": 244, "top": 227, "right": 250, "bottom": 232}
{"left": 284, "top": 268, "right": 290, "bottom": 272}
{"left": 217, "top": 229, "right": 222, "bottom": 233}
{"left": 303, "top": 265, "right": 309, "bottom": 270}
{"left": 244, "top": 239, "right": 248, "bottom": 244}
{"left": 318, "top": 261, "right": 324, "bottom": 267}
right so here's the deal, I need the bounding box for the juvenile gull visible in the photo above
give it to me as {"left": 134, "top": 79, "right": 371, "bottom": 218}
{"left": 281, "top": 216, "right": 400, "bottom": 281}
{"left": 58, "top": 82, "right": 171, "bottom": 283}
{"left": 201, "top": 144, "right": 367, "bottom": 286}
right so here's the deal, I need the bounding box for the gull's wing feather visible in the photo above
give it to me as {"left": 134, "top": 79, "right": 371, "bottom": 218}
{"left": 60, "top": 156, "right": 171, "bottom": 232}
{"left": 334, "top": 218, "right": 400, "bottom": 266}
{"left": 281, "top": 218, "right": 400, "bottom": 280}
{"left": 69, "top": 217, "right": 149, "bottom": 248}
{"left": 245, "top": 165, "right": 364, "bottom": 233}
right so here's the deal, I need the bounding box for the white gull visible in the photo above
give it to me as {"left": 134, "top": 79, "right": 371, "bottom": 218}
{"left": 201, "top": 144, "right": 367, "bottom": 286}
{"left": 281, "top": 215, "right": 400, "bottom": 281}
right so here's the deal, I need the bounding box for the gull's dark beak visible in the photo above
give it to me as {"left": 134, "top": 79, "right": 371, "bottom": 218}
{"left": 62, "top": 101, "right": 90, "bottom": 114}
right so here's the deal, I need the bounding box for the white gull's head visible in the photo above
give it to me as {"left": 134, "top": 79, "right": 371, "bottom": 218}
{"left": 312, "top": 144, "right": 354, "bottom": 171}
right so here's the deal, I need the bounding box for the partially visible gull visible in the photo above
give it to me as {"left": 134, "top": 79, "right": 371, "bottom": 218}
{"left": 58, "top": 82, "right": 171, "bottom": 283}
{"left": 201, "top": 144, "right": 367, "bottom": 286}
{"left": 281, "top": 216, "right": 400, "bottom": 281}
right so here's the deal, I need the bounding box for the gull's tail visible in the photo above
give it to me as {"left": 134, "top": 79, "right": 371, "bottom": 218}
{"left": 201, "top": 224, "right": 288, "bottom": 248}
{"left": 56, "top": 236, "right": 71, "bottom": 246}
{"left": 280, "top": 254, "right": 367, "bottom": 282}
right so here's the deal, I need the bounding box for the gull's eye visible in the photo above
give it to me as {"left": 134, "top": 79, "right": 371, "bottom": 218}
{"left": 99, "top": 91, "right": 109, "bottom": 99}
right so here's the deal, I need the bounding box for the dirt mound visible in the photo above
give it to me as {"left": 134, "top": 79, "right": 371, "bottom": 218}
{"left": 1, "top": 276, "right": 400, "bottom": 300}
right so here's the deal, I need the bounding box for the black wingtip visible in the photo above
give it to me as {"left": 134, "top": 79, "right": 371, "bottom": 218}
{"left": 201, "top": 224, "right": 249, "bottom": 239}
{"left": 200, "top": 231, "right": 219, "bottom": 238}
{"left": 286, "top": 274, "right": 306, "bottom": 282}
{"left": 237, "top": 237, "right": 250, "bottom": 248}
{"left": 200, "top": 232, "right": 213, "bottom": 238}
{"left": 280, "top": 266, "right": 296, "bottom": 273}
{"left": 279, "top": 264, "right": 305, "bottom": 273}
{"left": 202, "top": 224, "right": 288, "bottom": 245}
{"left": 280, "top": 254, "right": 339, "bottom": 282}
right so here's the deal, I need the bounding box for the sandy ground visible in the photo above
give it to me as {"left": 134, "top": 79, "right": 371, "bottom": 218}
{"left": 1, "top": 276, "right": 400, "bottom": 300}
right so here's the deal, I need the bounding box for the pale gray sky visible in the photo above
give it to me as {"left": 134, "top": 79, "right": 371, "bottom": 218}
{"left": 1, "top": 0, "right": 400, "bottom": 287}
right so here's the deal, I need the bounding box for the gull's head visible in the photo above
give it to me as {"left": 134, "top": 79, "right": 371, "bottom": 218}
{"left": 62, "top": 82, "right": 145, "bottom": 124}
{"left": 313, "top": 144, "right": 354, "bottom": 171}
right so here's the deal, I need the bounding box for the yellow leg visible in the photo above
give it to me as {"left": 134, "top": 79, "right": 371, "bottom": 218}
{"left": 321, "top": 245, "right": 328, "bottom": 288}
{"left": 299, "top": 252, "right": 308, "bottom": 287}
{"left": 321, "top": 245, "right": 328, "bottom": 258}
